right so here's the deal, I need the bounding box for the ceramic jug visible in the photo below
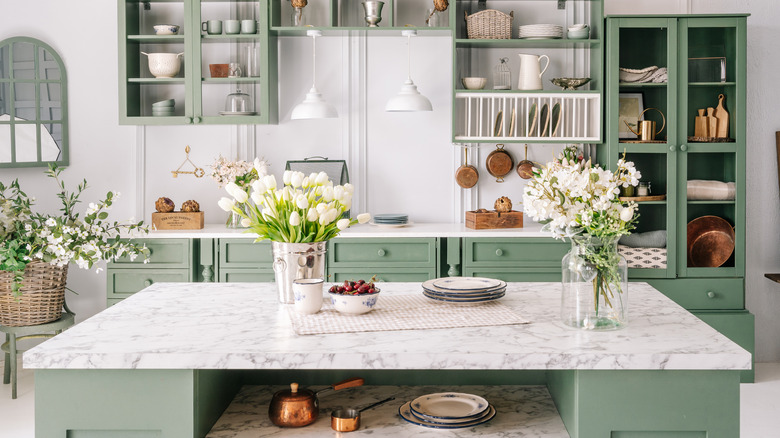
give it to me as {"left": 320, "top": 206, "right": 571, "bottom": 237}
{"left": 517, "top": 54, "right": 550, "bottom": 90}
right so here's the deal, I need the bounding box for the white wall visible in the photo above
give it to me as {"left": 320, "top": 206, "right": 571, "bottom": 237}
{"left": 2, "top": 0, "right": 779, "bottom": 361}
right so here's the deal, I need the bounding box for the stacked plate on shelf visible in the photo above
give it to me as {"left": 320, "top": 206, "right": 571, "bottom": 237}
{"left": 399, "top": 392, "right": 496, "bottom": 429}
{"left": 370, "top": 213, "right": 411, "bottom": 227}
{"left": 151, "top": 99, "right": 175, "bottom": 117}
{"left": 421, "top": 277, "right": 507, "bottom": 303}
{"left": 518, "top": 24, "right": 563, "bottom": 39}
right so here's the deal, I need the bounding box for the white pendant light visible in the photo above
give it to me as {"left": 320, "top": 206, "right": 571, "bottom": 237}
{"left": 386, "top": 29, "right": 433, "bottom": 112}
{"left": 291, "top": 29, "right": 338, "bottom": 120}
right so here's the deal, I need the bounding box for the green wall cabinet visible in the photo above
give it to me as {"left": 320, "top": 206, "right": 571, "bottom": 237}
{"left": 118, "top": 0, "right": 277, "bottom": 125}
{"left": 606, "top": 15, "right": 751, "bottom": 381}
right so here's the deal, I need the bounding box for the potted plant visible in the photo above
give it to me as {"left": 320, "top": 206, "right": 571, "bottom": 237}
{"left": 218, "top": 169, "right": 370, "bottom": 303}
{"left": 0, "top": 165, "right": 149, "bottom": 326}
{"left": 523, "top": 146, "right": 641, "bottom": 330}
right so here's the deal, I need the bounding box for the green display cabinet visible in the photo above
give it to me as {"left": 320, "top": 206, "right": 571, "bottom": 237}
{"left": 606, "top": 15, "right": 752, "bottom": 381}
{"left": 118, "top": 0, "right": 277, "bottom": 125}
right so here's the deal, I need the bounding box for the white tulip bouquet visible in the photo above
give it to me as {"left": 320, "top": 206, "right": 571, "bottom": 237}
{"left": 218, "top": 170, "right": 370, "bottom": 243}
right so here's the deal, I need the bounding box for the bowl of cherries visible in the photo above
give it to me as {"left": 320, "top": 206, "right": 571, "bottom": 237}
{"left": 328, "top": 279, "right": 380, "bottom": 315}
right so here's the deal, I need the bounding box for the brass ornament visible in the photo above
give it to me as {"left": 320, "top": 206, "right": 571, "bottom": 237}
{"left": 172, "top": 145, "right": 206, "bottom": 178}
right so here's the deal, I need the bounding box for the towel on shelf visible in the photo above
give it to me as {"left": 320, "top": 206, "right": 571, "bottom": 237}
{"left": 619, "top": 66, "right": 669, "bottom": 83}
{"left": 687, "top": 180, "right": 736, "bottom": 200}
{"left": 619, "top": 230, "right": 667, "bottom": 248}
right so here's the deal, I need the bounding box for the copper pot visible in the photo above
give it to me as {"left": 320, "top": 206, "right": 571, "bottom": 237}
{"left": 268, "top": 377, "right": 364, "bottom": 427}
{"left": 687, "top": 215, "right": 735, "bottom": 267}
{"left": 330, "top": 396, "right": 395, "bottom": 432}
{"left": 455, "top": 148, "right": 479, "bottom": 188}
{"left": 486, "top": 144, "right": 513, "bottom": 183}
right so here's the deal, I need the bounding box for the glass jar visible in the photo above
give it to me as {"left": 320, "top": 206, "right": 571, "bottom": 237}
{"left": 561, "top": 235, "right": 628, "bottom": 330}
{"left": 493, "top": 57, "right": 511, "bottom": 90}
{"left": 637, "top": 182, "right": 650, "bottom": 196}
{"left": 291, "top": 6, "right": 306, "bottom": 26}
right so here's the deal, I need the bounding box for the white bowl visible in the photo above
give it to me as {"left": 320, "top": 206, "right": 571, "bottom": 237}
{"left": 329, "top": 289, "right": 380, "bottom": 315}
{"left": 141, "top": 52, "right": 183, "bottom": 78}
{"left": 567, "top": 29, "right": 590, "bottom": 39}
{"left": 461, "top": 77, "right": 487, "bottom": 90}
{"left": 153, "top": 24, "right": 180, "bottom": 35}
{"left": 568, "top": 23, "right": 588, "bottom": 31}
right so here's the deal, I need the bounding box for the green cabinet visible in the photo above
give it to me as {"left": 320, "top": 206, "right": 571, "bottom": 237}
{"left": 327, "top": 238, "right": 439, "bottom": 282}
{"left": 118, "top": 0, "right": 277, "bottom": 125}
{"left": 217, "top": 238, "right": 273, "bottom": 282}
{"left": 462, "top": 238, "right": 569, "bottom": 282}
{"left": 606, "top": 15, "right": 751, "bottom": 381}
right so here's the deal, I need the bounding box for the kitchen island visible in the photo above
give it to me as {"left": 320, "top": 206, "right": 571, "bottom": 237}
{"left": 25, "top": 282, "right": 750, "bottom": 437}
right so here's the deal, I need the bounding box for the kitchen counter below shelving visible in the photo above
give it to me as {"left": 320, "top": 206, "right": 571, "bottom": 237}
{"left": 137, "top": 221, "right": 549, "bottom": 239}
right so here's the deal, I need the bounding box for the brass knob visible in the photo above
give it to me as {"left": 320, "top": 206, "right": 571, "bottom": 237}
{"left": 707, "top": 291, "right": 716, "bottom": 299}
{"left": 377, "top": 249, "right": 386, "bottom": 256}
{"left": 496, "top": 249, "right": 504, "bottom": 256}
{"left": 144, "top": 279, "right": 153, "bottom": 287}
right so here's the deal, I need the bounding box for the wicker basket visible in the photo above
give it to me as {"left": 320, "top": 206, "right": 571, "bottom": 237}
{"left": 465, "top": 9, "right": 514, "bottom": 39}
{"left": 0, "top": 261, "right": 68, "bottom": 327}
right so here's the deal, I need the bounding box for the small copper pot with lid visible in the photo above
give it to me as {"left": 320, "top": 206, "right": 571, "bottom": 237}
{"left": 268, "top": 377, "right": 364, "bottom": 427}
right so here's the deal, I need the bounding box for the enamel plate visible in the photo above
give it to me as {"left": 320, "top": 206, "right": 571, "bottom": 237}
{"left": 399, "top": 402, "right": 496, "bottom": 429}
{"left": 410, "top": 392, "right": 489, "bottom": 419}
{"left": 431, "top": 277, "right": 503, "bottom": 292}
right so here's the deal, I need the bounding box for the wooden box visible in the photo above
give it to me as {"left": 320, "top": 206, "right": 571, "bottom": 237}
{"left": 151, "top": 212, "right": 204, "bottom": 230}
{"left": 465, "top": 210, "right": 523, "bottom": 229}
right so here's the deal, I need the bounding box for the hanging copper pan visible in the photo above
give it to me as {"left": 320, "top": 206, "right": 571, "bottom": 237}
{"left": 486, "top": 144, "right": 513, "bottom": 183}
{"left": 455, "top": 148, "right": 479, "bottom": 188}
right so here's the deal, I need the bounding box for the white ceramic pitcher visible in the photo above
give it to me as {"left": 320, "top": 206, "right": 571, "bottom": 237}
{"left": 517, "top": 54, "right": 550, "bottom": 90}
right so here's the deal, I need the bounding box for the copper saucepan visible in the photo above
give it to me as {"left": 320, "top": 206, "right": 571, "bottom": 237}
{"left": 268, "top": 377, "right": 365, "bottom": 427}
{"left": 455, "top": 147, "right": 479, "bottom": 188}
{"left": 516, "top": 144, "right": 535, "bottom": 179}
{"left": 331, "top": 396, "right": 395, "bottom": 432}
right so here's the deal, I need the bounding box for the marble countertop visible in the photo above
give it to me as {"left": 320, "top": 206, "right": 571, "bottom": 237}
{"left": 135, "top": 222, "right": 550, "bottom": 239}
{"left": 24, "top": 282, "right": 750, "bottom": 371}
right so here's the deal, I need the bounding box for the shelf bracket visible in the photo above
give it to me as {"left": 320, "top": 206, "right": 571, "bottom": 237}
{"left": 557, "top": 0, "right": 566, "bottom": 10}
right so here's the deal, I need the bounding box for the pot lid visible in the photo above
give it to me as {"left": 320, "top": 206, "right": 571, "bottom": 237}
{"left": 273, "top": 383, "right": 316, "bottom": 402}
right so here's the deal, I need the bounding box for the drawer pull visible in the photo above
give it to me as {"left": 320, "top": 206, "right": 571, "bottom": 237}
{"left": 377, "top": 249, "right": 386, "bottom": 257}
{"left": 143, "top": 279, "right": 153, "bottom": 287}
{"left": 707, "top": 291, "right": 716, "bottom": 299}
{"left": 495, "top": 249, "right": 504, "bottom": 256}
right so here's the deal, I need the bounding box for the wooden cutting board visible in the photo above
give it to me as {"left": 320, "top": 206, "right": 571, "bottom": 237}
{"left": 706, "top": 107, "right": 718, "bottom": 138}
{"left": 713, "top": 94, "right": 729, "bottom": 138}
{"left": 694, "top": 108, "right": 708, "bottom": 138}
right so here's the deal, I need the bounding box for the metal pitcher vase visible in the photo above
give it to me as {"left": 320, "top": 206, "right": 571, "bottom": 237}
{"left": 271, "top": 241, "right": 327, "bottom": 304}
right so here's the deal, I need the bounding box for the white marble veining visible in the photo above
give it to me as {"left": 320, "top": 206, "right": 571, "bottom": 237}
{"left": 132, "top": 221, "right": 549, "bottom": 239}
{"left": 23, "top": 282, "right": 750, "bottom": 371}
{"left": 207, "top": 385, "right": 568, "bottom": 437}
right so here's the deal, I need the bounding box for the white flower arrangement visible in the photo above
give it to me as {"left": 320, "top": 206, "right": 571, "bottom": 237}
{"left": 522, "top": 146, "right": 641, "bottom": 240}
{"left": 218, "top": 170, "right": 370, "bottom": 242}
{"left": 209, "top": 156, "right": 268, "bottom": 189}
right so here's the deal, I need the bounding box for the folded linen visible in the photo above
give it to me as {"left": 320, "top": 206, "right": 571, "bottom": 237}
{"left": 619, "top": 66, "right": 669, "bottom": 83}
{"left": 619, "top": 230, "right": 667, "bottom": 248}
{"left": 687, "top": 179, "right": 736, "bottom": 200}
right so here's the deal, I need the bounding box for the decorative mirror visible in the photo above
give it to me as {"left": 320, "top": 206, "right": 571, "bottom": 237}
{"left": 0, "top": 36, "right": 69, "bottom": 168}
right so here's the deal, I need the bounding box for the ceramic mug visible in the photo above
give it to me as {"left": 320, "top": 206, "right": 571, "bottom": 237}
{"left": 293, "top": 279, "right": 324, "bottom": 314}
{"left": 202, "top": 20, "right": 222, "bottom": 35}
{"left": 228, "top": 62, "right": 242, "bottom": 78}
{"left": 241, "top": 19, "right": 257, "bottom": 34}
{"left": 224, "top": 19, "right": 240, "bottom": 34}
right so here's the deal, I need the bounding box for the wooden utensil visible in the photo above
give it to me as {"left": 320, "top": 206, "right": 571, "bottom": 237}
{"left": 706, "top": 107, "right": 718, "bottom": 138}
{"left": 486, "top": 144, "right": 513, "bottom": 183}
{"left": 713, "top": 94, "right": 729, "bottom": 138}
{"left": 455, "top": 148, "right": 479, "bottom": 189}
{"left": 516, "top": 145, "right": 535, "bottom": 179}
{"left": 694, "top": 108, "right": 708, "bottom": 138}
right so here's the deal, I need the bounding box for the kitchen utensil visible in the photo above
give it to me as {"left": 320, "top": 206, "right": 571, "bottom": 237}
{"left": 707, "top": 107, "right": 718, "bottom": 138}
{"left": 153, "top": 24, "right": 179, "bottom": 35}
{"left": 486, "top": 144, "right": 513, "bottom": 183}
{"left": 624, "top": 107, "right": 665, "bottom": 141}
{"left": 516, "top": 145, "right": 535, "bottom": 179}
{"left": 551, "top": 102, "right": 561, "bottom": 136}
{"left": 493, "top": 111, "right": 503, "bottom": 136}
{"left": 687, "top": 215, "right": 735, "bottom": 267}
{"left": 268, "top": 377, "right": 365, "bottom": 427}
{"left": 399, "top": 401, "right": 496, "bottom": 429}
{"left": 331, "top": 396, "right": 395, "bottom": 432}
{"left": 550, "top": 77, "right": 591, "bottom": 90}
{"left": 455, "top": 148, "right": 479, "bottom": 189}
{"left": 461, "top": 77, "right": 487, "bottom": 90}
{"left": 141, "top": 52, "right": 183, "bottom": 78}
{"left": 540, "top": 103, "right": 550, "bottom": 136}
{"left": 224, "top": 88, "right": 252, "bottom": 113}
{"left": 695, "top": 108, "right": 709, "bottom": 137}
{"left": 201, "top": 20, "right": 222, "bottom": 35}
{"left": 714, "top": 93, "right": 729, "bottom": 138}
{"left": 517, "top": 53, "right": 549, "bottom": 90}
{"left": 528, "top": 103, "right": 538, "bottom": 135}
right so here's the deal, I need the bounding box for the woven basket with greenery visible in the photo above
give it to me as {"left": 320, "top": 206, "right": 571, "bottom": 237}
{"left": 0, "top": 261, "right": 68, "bottom": 326}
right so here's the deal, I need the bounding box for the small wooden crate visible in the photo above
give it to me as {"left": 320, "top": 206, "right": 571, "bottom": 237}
{"left": 152, "top": 212, "right": 204, "bottom": 230}
{"left": 465, "top": 210, "right": 523, "bottom": 229}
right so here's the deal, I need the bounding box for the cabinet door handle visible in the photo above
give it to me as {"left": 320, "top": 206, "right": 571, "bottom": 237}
{"left": 680, "top": 144, "right": 688, "bottom": 152}
{"left": 669, "top": 145, "right": 677, "bottom": 152}
{"left": 144, "top": 279, "right": 153, "bottom": 287}
{"left": 377, "top": 249, "right": 386, "bottom": 257}
{"left": 495, "top": 249, "right": 504, "bottom": 256}
{"left": 184, "top": 117, "right": 192, "bottom": 124}
{"left": 193, "top": 116, "right": 201, "bottom": 124}
{"left": 707, "top": 291, "right": 716, "bottom": 299}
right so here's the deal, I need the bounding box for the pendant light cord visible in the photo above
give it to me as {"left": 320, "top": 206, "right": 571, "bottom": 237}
{"left": 406, "top": 33, "right": 412, "bottom": 81}
{"left": 311, "top": 33, "right": 317, "bottom": 90}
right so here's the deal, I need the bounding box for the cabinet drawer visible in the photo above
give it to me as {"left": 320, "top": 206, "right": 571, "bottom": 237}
{"left": 107, "top": 268, "right": 191, "bottom": 298}
{"left": 111, "top": 239, "right": 192, "bottom": 268}
{"left": 329, "top": 269, "right": 436, "bottom": 283}
{"left": 644, "top": 278, "right": 744, "bottom": 310}
{"left": 220, "top": 239, "right": 273, "bottom": 267}
{"left": 464, "top": 268, "right": 561, "bottom": 282}
{"left": 219, "top": 269, "right": 275, "bottom": 283}
{"left": 464, "top": 238, "right": 569, "bottom": 267}
{"left": 329, "top": 238, "right": 436, "bottom": 266}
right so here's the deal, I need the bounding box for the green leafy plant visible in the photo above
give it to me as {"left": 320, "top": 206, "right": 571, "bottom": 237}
{"left": 0, "top": 164, "right": 150, "bottom": 297}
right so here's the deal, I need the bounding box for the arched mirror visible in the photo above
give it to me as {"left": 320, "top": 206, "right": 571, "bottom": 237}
{"left": 0, "top": 36, "right": 69, "bottom": 168}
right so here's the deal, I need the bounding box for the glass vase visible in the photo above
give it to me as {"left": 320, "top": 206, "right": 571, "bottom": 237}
{"left": 291, "top": 6, "right": 306, "bottom": 26}
{"left": 226, "top": 204, "right": 248, "bottom": 229}
{"left": 561, "top": 235, "right": 628, "bottom": 330}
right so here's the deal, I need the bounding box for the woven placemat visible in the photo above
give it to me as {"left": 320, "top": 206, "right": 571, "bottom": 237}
{"left": 288, "top": 294, "right": 529, "bottom": 335}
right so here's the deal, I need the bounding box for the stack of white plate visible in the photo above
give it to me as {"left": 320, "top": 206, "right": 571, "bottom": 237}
{"left": 399, "top": 392, "right": 496, "bottom": 429}
{"left": 518, "top": 24, "right": 563, "bottom": 39}
{"left": 421, "top": 277, "right": 507, "bottom": 303}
